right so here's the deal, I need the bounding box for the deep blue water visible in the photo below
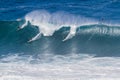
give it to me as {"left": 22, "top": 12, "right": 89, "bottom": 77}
{"left": 0, "top": 0, "right": 120, "bottom": 22}
{"left": 0, "top": 0, "right": 120, "bottom": 79}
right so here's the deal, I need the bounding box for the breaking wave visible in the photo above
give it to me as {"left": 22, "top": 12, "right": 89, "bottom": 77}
{"left": 18, "top": 10, "right": 120, "bottom": 42}
{"left": 0, "top": 10, "right": 120, "bottom": 56}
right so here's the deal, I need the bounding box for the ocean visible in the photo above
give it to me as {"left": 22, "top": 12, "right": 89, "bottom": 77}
{"left": 0, "top": 0, "right": 120, "bottom": 80}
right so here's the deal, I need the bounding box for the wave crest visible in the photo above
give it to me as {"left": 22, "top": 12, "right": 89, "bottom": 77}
{"left": 19, "top": 10, "right": 98, "bottom": 42}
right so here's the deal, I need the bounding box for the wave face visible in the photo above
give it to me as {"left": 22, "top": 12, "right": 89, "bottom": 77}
{"left": 0, "top": 0, "right": 120, "bottom": 80}
{"left": 0, "top": 20, "right": 120, "bottom": 56}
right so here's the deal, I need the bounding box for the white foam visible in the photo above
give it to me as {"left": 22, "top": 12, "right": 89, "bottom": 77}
{"left": 20, "top": 10, "right": 98, "bottom": 42}
{"left": 0, "top": 53, "right": 120, "bottom": 80}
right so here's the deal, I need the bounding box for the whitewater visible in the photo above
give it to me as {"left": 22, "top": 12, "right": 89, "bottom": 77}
{"left": 0, "top": 54, "right": 120, "bottom": 80}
